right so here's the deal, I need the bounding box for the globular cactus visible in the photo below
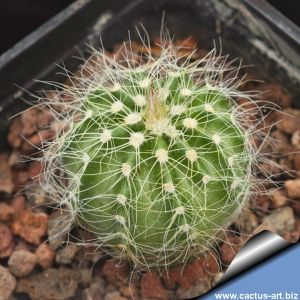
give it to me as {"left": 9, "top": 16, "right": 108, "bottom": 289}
{"left": 41, "top": 40, "right": 259, "bottom": 269}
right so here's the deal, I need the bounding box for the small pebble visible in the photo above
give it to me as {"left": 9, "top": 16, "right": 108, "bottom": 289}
{"left": 177, "top": 277, "right": 211, "bottom": 299}
{"left": 235, "top": 210, "right": 259, "bottom": 234}
{"left": 284, "top": 179, "right": 300, "bottom": 199}
{"left": 48, "top": 209, "right": 69, "bottom": 250}
{"left": 102, "top": 260, "right": 129, "bottom": 286}
{"left": 276, "top": 109, "right": 300, "bottom": 134}
{"left": 11, "top": 195, "right": 26, "bottom": 215}
{"left": 120, "top": 285, "right": 137, "bottom": 298}
{"left": 220, "top": 236, "right": 243, "bottom": 266}
{"left": 24, "top": 181, "right": 54, "bottom": 209}
{"left": 263, "top": 206, "right": 296, "bottom": 235}
{"left": 8, "top": 250, "right": 38, "bottom": 277}
{"left": 11, "top": 210, "right": 48, "bottom": 245}
{"left": 56, "top": 243, "right": 81, "bottom": 265}
{"left": 79, "top": 268, "right": 92, "bottom": 287}
{"left": 35, "top": 243, "right": 55, "bottom": 269}
{"left": 0, "top": 203, "right": 14, "bottom": 222}
{"left": 16, "top": 268, "right": 79, "bottom": 299}
{"left": 0, "top": 154, "right": 14, "bottom": 197}
{"left": 0, "top": 223, "right": 14, "bottom": 258}
{"left": 141, "top": 272, "right": 169, "bottom": 300}
{"left": 0, "top": 265, "right": 16, "bottom": 300}
{"left": 104, "top": 291, "right": 127, "bottom": 300}
{"left": 291, "top": 130, "right": 300, "bottom": 150}
{"left": 271, "top": 189, "right": 288, "bottom": 208}
{"left": 82, "top": 277, "right": 105, "bottom": 300}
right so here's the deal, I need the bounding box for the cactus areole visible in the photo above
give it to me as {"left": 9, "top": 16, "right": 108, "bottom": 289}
{"left": 44, "top": 43, "right": 255, "bottom": 268}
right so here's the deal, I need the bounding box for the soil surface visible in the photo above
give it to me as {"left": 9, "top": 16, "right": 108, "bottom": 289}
{"left": 0, "top": 38, "right": 299, "bottom": 300}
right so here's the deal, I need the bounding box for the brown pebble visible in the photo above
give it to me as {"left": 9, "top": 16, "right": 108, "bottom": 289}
{"left": 141, "top": 272, "right": 169, "bottom": 300}
{"left": 270, "top": 130, "right": 291, "bottom": 153}
{"left": 284, "top": 179, "right": 300, "bottom": 199}
{"left": 102, "top": 260, "right": 129, "bottom": 286}
{"left": 7, "top": 118, "right": 23, "bottom": 149}
{"left": 276, "top": 109, "right": 300, "bottom": 134}
{"left": 104, "top": 291, "right": 127, "bottom": 300}
{"left": 0, "top": 154, "right": 14, "bottom": 197}
{"left": 35, "top": 243, "right": 55, "bottom": 269}
{"left": 21, "top": 129, "right": 55, "bottom": 154}
{"left": 47, "top": 209, "right": 69, "bottom": 250}
{"left": 0, "top": 203, "right": 14, "bottom": 222}
{"left": 11, "top": 210, "right": 48, "bottom": 245}
{"left": 8, "top": 250, "right": 38, "bottom": 277}
{"left": 82, "top": 287, "right": 103, "bottom": 300}
{"left": 16, "top": 268, "right": 79, "bottom": 299}
{"left": 236, "top": 210, "right": 259, "bottom": 234}
{"left": 254, "top": 194, "right": 271, "bottom": 213}
{"left": 28, "top": 161, "right": 42, "bottom": 179}
{"left": 292, "top": 153, "right": 300, "bottom": 171}
{"left": 220, "top": 236, "right": 243, "bottom": 266}
{"left": 0, "top": 223, "right": 14, "bottom": 258}
{"left": 163, "top": 256, "right": 210, "bottom": 291}
{"left": 176, "top": 276, "right": 211, "bottom": 299}
{"left": 260, "top": 83, "right": 292, "bottom": 108}
{"left": 24, "top": 181, "right": 53, "bottom": 208}
{"left": 56, "top": 243, "right": 81, "bottom": 265}
{"left": 20, "top": 108, "right": 39, "bottom": 137}
{"left": 271, "top": 189, "right": 288, "bottom": 208}
{"left": 291, "top": 130, "right": 300, "bottom": 150}
{"left": 0, "top": 265, "right": 16, "bottom": 300}
{"left": 204, "top": 252, "right": 220, "bottom": 275}
{"left": 82, "top": 277, "right": 105, "bottom": 300}
{"left": 11, "top": 195, "right": 26, "bottom": 215}
{"left": 120, "top": 285, "right": 137, "bottom": 298}
{"left": 262, "top": 206, "right": 296, "bottom": 235}
{"left": 15, "top": 240, "right": 30, "bottom": 252}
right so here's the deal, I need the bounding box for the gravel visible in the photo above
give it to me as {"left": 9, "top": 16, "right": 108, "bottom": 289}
{"left": 8, "top": 250, "right": 38, "bottom": 277}
{"left": 0, "top": 39, "right": 299, "bottom": 300}
{"left": 0, "top": 265, "right": 16, "bottom": 300}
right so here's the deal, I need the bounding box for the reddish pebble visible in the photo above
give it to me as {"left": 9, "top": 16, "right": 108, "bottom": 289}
{"left": 11, "top": 210, "right": 48, "bottom": 245}
{"left": 141, "top": 272, "right": 169, "bottom": 300}
{"left": 8, "top": 250, "right": 38, "bottom": 277}
{"left": 220, "top": 236, "right": 243, "bottom": 265}
{"left": 204, "top": 252, "right": 220, "bottom": 275}
{"left": 28, "top": 161, "right": 43, "bottom": 179}
{"left": 0, "top": 154, "right": 14, "bottom": 196}
{"left": 11, "top": 195, "right": 26, "bottom": 215}
{"left": 0, "top": 203, "right": 14, "bottom": 222}
{"left": 0, "top": 265, "right": 16, "bottom": 300}
{"left": 271, "top": 189, "right": 288, "bottom": 208}
{"left": 163, "top": 257, "right": 207, "bottom": 290}
{"left": 0, "top": 223, "right": 14, "bottom": 258}
{"left": 102, "top": 260, "right": 129, "bottom": 286}
{"left": 35, "top": 243, "right": 55, "bottom": 269}
{"left": 285, "top": 179, "right": 300, "bottom": 199}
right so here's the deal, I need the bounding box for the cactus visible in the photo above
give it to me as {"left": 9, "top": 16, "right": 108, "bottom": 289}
{"left": 41, "top": 40, "right": 260, "bottom": 269}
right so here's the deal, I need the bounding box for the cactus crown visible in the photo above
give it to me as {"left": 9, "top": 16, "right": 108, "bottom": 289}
{"left": 40, "top": 38, "right": 261, "bottom": 269}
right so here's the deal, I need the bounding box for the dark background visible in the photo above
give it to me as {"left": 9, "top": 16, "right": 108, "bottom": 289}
{"left": 0, "top": 0, "right": 299, "bottom": 55}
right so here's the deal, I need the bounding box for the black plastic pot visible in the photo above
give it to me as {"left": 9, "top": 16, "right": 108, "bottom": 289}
{"left": 0, "top": 0, "right": 299, "bottom": 295}
{"left": 1, "top": 0, "right": 300, "bottom": 150}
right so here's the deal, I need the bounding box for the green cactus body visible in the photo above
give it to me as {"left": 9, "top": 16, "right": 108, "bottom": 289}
{"left": 57, "top": 61, "right": 251, "bottom": 267}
